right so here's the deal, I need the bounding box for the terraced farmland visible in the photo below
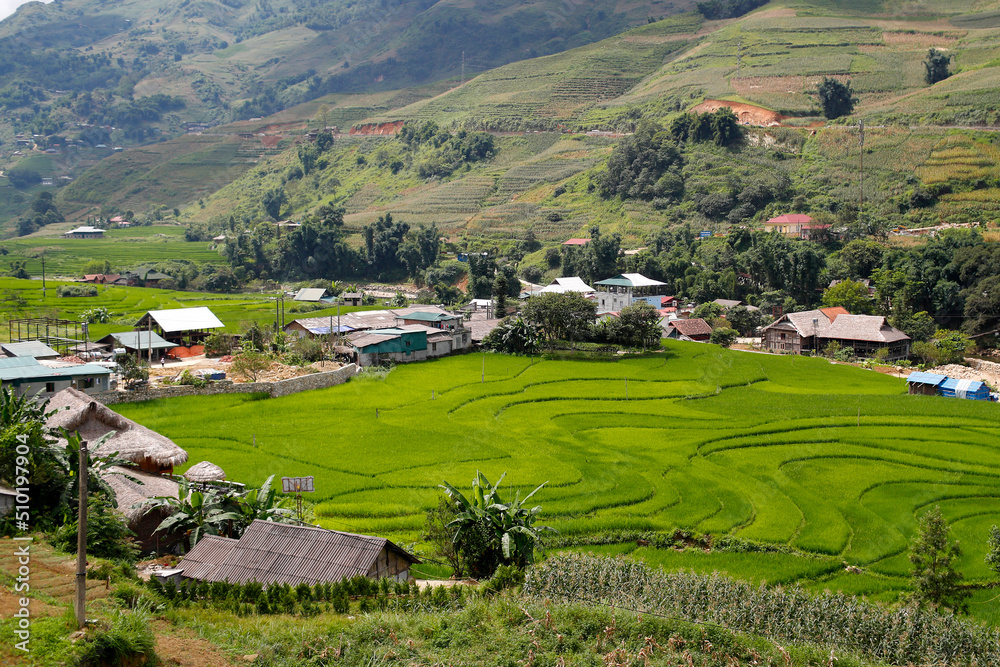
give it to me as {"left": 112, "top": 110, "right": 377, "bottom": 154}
{"left": 118, "top": 342, "right": 1000, "bottom": 617}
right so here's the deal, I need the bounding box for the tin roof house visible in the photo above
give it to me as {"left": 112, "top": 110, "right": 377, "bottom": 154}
{"left": 594, "top": 273, "right": 667, "bottom": 314}
{"left": 135, "top": 307, "right": 223, "bottom": 346}
{"left": 177, "top": 520, "right": 419, "bottom": 585}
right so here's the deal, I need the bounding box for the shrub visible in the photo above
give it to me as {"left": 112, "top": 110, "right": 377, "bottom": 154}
{"left": 51, "top": 494, "right": 139, "bottom": 562}
{"left": 58, "top": 285, "right": 98, "bottom": 297}
{"left": 293, "top": 336, "right": 325, "bottom": 362}
{"left": 81, "top": 307, "right": 111, "bottom": 324}
{"left": 203, "top": 331, "right": 235, "bottom": 357}
{"left": 480, "top": 564, "right": 525, "bottom": 596}
{"left": 77, "top": 599, "right": 158, "bottom": 666}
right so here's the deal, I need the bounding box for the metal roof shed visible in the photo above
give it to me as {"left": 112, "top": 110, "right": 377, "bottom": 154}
{"left": 1, "top": 341, "right": 62, "bottom": 359}
{"left": 178, "top": 520, "right": 419, "bottom": 586}
{"left": 136, "top": 307, "right": 224, "bottom": 333}
{"left": 99, "top": 331, "right": 175, "bottom": 353}
{"left": 294, "top": 288, "right": 328, "bottom": 302}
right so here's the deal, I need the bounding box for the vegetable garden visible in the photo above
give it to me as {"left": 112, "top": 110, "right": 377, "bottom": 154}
{"left": 117, "top": 342, "right": 1000, "bottom": 622}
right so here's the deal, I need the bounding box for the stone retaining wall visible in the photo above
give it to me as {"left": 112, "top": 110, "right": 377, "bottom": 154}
{"left": 91, "top": 364, "right": 358, "bottom": 405}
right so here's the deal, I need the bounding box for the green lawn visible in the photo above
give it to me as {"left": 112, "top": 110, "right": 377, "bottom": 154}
{"left": 116, "top": 342, "right": 1000, "bottom": 621}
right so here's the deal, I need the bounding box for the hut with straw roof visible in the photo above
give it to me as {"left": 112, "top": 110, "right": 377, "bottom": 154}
{"left": 47, "top": 388, "right": 188, "bottom": 475}
{"left": 183, "top": 461, "right": 226, "bottom": 483}
{"left": 46, "top": 388, "right": 189, "bottom": 550}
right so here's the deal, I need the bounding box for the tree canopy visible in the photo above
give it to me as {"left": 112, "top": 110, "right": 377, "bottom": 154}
{"left": 816, "top": 77, "right": 857, "bottom": 119}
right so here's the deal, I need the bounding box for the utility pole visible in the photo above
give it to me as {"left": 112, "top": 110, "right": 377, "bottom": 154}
{"left": 75, "top": 440, "right": 88, "bottom": 630}
{"left": 858, "top": 119, "right": 865, "bottom": 230}
{"left": 41, "top": 251, "right": 45, "bottom": 297}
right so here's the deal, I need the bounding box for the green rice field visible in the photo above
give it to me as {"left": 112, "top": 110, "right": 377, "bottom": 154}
{"left": 0, "top": 277, "right": 374, "bottom": 340}
{"left": 116, "top": 342, "right": 1000, "bottom": 618}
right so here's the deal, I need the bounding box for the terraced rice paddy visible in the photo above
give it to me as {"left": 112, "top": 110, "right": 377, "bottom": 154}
{"left": 118, "top": 343, "right": 1000, "bottom": 615}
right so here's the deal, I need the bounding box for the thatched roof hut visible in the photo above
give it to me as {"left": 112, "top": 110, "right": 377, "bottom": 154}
{"left": 183, "top": 461, "right": 226, "bottom": 483}
{"left": 47, "top": 388, "right": 188, "bottom": 474}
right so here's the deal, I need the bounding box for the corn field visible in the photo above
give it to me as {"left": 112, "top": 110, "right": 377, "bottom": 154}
{"left": 525, "top": 554, "right": 1000, "bottom": 665}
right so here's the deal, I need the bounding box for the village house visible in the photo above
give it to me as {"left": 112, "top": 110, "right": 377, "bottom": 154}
{"left": 98, "top": 331, "right": 175, "bottom": 360}
{"left": 81, "top": 273, "right": 122, "bottom": 285}
{"left": 47, "top": 388, "right": 192, "bottom": 550}
{"left": 535, "top": 276, "right": 595, "bottom": 296}
{"left": 663, "top": 318, "right": 714, "bottom": 342}
{"left": 762, "top": 214, "right": 830, "bottom": 240}
{"left": 594, "top": 273, "right": 668, "bottom": 314}
{"left": 0, "top": 357, "right": 110, "bottom": 397}
{"left": 285, "top": 306, "right": 471, "bottom": 359}
{"left": 173, "top": 520, "right": 419, "bottom": 587}
{"left": 63, "top": 226, "right": 105, "bottom": 239}
{"left": 761, "top": 307, "right": 910, "bottom": 359}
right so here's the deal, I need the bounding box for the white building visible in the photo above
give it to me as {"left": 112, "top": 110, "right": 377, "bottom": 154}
{"left": 594, "top": 273, "right": 668, "bottom": 314}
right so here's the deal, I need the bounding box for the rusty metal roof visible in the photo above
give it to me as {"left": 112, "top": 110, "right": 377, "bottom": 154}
{"left": 178, "top": 520, "right": 418, "bottom": 585}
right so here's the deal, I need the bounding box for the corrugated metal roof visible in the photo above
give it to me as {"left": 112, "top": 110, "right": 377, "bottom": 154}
{"left": 0, "top": 357, "right": 110, "bottom": 381}
{"left": 1, "top": 341, "right": 61, "bottom": 358}
{"left": 179, "top": 520, "right": 418, "bottom": 586}
{"left": 540, "top": 277, "right": 595, "bottom": 294}
{"left": 906, "top": 372, "right": 947, "bottom": 386}
{"left": 99, "top": 331, "right": 175, "bottom": 351}
{"left": 138, "top": 307, "right": 224, "bottom": 333}
{"left": 401, "top": 311, "right": 453, "bottom": 322}
{"left": 594, "top": 273, "right": 667, "bottom": 288}
{"left": 294, "top": 288, "right": 327, "bottom": 302}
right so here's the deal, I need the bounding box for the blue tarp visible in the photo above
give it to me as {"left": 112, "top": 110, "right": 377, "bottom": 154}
{"left": 939, "top": 377, "right": 990, "bottom": 400}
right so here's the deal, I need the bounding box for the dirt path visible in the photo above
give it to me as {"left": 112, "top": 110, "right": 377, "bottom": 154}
{"left": 153, "top": 621, "right": 241, "bottom": 667}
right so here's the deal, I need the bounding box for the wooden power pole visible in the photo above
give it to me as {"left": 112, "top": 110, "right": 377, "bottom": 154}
{"left": 75, "top": 440, "right": 88, "bottom": 629}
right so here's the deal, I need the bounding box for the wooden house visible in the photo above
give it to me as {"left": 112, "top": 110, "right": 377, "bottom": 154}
{"left": 177, "top": 520, "right": 419, "bottom": 585}
{"left": 664, "top": 318, "right": 713, "bottom": 342}
{"left": 761, "top": 308, "right": 910, "bottom": 359}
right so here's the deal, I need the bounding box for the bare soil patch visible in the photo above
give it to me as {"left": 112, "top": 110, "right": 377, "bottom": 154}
{"left": 692, "top": 99, "right": 786, "bottom": 126}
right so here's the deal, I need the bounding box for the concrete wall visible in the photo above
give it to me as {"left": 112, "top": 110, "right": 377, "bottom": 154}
{"left": 91, "top": 364, "right": 357, "bottom": 405}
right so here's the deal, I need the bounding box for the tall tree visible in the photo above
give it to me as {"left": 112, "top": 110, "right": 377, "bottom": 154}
{"left": 522, "top": 292, "right": 597, "bottom": 349}
{"left": 909, "top": 506, "right": 970, "bottom": 614}
{"left": 924, "top": 49, "right": 951, "bottom": 85}
{"left": 261, "top": 187, "right": 287, "bottom": 221}
{"left": 816, "top": 77, "right": 857, "bottom": 119}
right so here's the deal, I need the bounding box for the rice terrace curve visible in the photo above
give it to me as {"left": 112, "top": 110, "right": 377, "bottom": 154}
{"left": 117, "top": 341, "right": 1000, "bottom": 619}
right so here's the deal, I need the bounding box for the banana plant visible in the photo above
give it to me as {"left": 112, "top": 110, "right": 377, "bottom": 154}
{"left": 140, "top": 477, "right": 242, "bottom": 553}
{"left": 440, "top": 471, "right": 554, "bottom": 577}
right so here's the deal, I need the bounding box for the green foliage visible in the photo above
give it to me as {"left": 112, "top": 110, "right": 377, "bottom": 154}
{"left": 912, "top": 329, "right": 972, "bottom": 366}
{"left": 138, "top": 475, "right": 292, "bottom": 553}
{"left": 986, "top": 525, "right": 1000, "bottom": 578}
{"left": 440, "top": 471, "right": 553, "bottom": 579}
{"left": 598, "top": 301, "right": 663, "bottom": 348}
{"left": 595, "top": 120, "right": 683, "bottom": 201}
{"left": 118, "top": 354, "right": 149, "bottom": 390}
{"left": 422, "top": 495, "right": 464, "bottom": 577}
{"left": 821, "top": 280, "right": 875, "bottom": 315}
{"left": 230, "top": 350, "right": 270, "bottom": 382}
{"left": 924, "top": 49, "right": 951, "bottom": 86}
{"left": 77, "top": 600, "right": 158, "bottom": 667}
{"left": 51, "top": 493, "right": 139, "bottom": 562}
{"left": 481, "top": 316, "right": 541, "bottom": 355}
{"left": 696, "top": 0, "right": 768, "bottom": 20}
{"left": 522, "top": 292, "right": 597, "bottom": 348}
{"left": 58, "top": 284, "right": 98, "bottom": 298}
{"left": 528, "top": 554, "right": 1000, "bottom": 665}
{"left": 709, "top": 326, "right": 739, "bottom": 347}
{"left": 909, "top": 506, "right": 970, "bottom": 614}
{"left": 816, "top": 77, "right": 857, "bottom": 119}
{"left": 81, "top": 306, "right": 111, "bottom": 324}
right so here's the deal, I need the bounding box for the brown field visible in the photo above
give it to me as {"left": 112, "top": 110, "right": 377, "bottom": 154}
{"left": 692, "top": 99, "right": 786, "bottom": 126}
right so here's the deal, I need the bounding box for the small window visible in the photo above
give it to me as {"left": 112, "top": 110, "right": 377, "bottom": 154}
{"left": 432, "top": 343, "right": 437, "bottom": 351}
{"left": 405, "top": 340, "right": 410, "bottom": 347}
{"left": 45, "top": 382, "right": 55, "bottom": 393}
